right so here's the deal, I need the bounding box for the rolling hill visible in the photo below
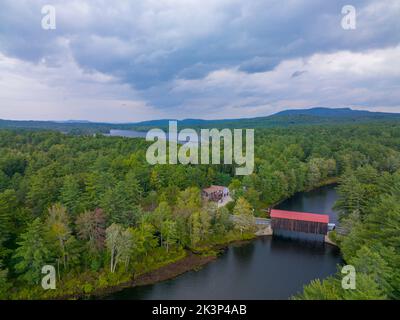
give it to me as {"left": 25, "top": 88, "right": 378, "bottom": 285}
{"left": 1, "top": 107, "right": 400, "bottom": 134}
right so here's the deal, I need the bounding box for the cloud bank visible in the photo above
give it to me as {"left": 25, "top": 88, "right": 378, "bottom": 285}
{"left": 0, "top": 0, "right": 399, "bottom": 121}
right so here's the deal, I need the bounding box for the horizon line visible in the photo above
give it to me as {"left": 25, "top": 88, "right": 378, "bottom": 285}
{"left": 1, "top": 106, "right": 399, "bottom": 124}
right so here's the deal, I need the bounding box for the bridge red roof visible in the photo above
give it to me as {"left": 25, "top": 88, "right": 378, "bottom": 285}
{"left": 270, "top": 209, "right": 329, "bottom": 224}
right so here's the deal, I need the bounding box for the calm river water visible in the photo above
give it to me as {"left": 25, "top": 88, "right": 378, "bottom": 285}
{"left": 106, "top": 185, "right": 342, "bottom": 300}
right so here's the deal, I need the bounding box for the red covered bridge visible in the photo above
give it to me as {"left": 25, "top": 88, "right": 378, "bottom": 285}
{"left": 270, "top": 209, "right": 330, "bottom": 235}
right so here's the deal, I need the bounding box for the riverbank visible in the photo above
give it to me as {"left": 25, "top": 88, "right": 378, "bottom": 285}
{"left": 325, "top": 233, "right": 339, "bottom": 247}
{"left": 5, "top": 232, "right": 255, "bottom": 300}
{"left": 92, "top": 235, "right": 255, "bottom": 299}
{"left": 91, "top": 252, "right": 218, "bottom": 299}
{"left": 263, "top": 177, "right": 339, "bottom": 213}
{"left": 48, "top": 233, "right": 253, "bottom": 300}
{"left": 9, "top": 182, "right": 340, "bottom": 300}
{"left": 305, "top": 177, "right": 339, "bottom": 191}
{"left": 95, "top": 182, "right": 341, "bottom": 299}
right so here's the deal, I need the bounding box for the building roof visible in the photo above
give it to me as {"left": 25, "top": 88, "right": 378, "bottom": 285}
{"left": 203, "top": 185, "right": 227, "bottom": 194}
{"left": 270, "top": 209, "right": 329, "bottom": 224}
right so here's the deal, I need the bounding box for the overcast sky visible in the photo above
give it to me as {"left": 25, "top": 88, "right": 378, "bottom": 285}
{"left": 0, "top": 0, "right": 399, "bottom": 122}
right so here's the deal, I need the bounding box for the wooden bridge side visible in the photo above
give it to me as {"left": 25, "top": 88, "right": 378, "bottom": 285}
{"left": 271, "top": 218, "right": 328, "bottom": 235}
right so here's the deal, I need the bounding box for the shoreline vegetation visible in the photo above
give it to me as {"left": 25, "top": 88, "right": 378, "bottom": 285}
{"left": 13, "top": 232, "right": 255, "bottom": 300}
{"left": 18, "top": 184, "right": 340, "bottom": 301}
{"left": 63, "top": 176, "right": 338, "bottom": 300}
{"left": 266, "top": 177, "right": 339, "bottom": 211}
{"left": 66, "top": 177, "right": 336, "bottom": 301}
{"left": 90, "top": 236, "right": 255, "bottom": 300}
{"left": 296, "top": 169, "right": 400, "bottom": 300}
{"left": 1, "top": 123, "right": 400, "bottom": 300}
{"left": 20, "top": 182, "right": 340, "bottom": 301}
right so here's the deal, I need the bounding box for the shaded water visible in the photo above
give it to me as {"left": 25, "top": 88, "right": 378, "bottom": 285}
{"left": 277, "top": 184, "right": 339, "bottom": 224}
{"left": 106, "top": 185, "right": 342, "bottom": 300}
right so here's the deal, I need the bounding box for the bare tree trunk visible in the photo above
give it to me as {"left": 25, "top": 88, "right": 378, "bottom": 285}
{"left": 166, "top": 236, "right": 169, "bottom": 253}
{"left": 110, "top": 248, "right": 114, "bottom": 273}
{"left": 57, "top": 259, "right": 60, "bottom": 281}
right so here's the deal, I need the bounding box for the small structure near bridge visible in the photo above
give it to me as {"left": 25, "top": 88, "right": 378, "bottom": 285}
{"left": 202, "top": 185, "right": 230, "bottom": 202}
{"left": 270, "top": 209, "right": 329, "bottom": 236}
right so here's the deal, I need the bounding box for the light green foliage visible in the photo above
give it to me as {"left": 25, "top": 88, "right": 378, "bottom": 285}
{"left": 130, "top": 224, "right": 157, "bottom": 260}
{"left": 233, "top": 197, "right": 255, "bottom": 234}
{"left": 212, "top": 206, "right": 233, "bottom": 234}
{"left": 160, "top": 220, "right": 178, "bottom": 252}
{"left": 106, "top": 223, "right": 123, "bottom": 273}
{"left": 296, "top": 278, "right": 342, "bottom": 300}
{"left": 190, "top": 211, "right": 202, "bottom": 246}
{"left": 151, "top": 201, "right": 173, "bottom": 232}
{"left": 350, "top": 246, "right": 393, "bottom": 293}
{"left": 46, "top": 204, "right": 71, "bottom": 270}
{"left": 118, "top": 228, "right": 134, "bottom": 270}
{"left": 296, "top": 274, "right": 387, "bottom": 300}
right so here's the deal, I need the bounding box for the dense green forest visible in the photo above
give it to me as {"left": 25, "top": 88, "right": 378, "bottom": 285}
{"left": 1, "top": 122, "right": 400, "bottom": 299}
{"left": 297, "top": 169, "right": 400, "bottom": 299}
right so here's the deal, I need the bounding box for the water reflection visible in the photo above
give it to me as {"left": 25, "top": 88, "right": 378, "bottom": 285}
{"left": 105, "top": 185, "right": 342, "bottom": 300}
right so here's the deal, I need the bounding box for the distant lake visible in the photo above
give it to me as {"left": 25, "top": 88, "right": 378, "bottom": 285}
{"left": 104, "top": 130, "right": 148, "bottom": 138}
{"left": 105, "top": 129, "right": 199, "bottom": 144}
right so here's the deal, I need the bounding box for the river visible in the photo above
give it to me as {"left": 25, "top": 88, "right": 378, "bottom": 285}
{"left": 106, "top": 185, "right": 342, "bottom": 300}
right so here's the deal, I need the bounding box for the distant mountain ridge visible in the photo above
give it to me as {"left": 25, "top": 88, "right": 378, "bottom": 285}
{"left": 274, "top": 107, "right": 397, "bottom": 117}
{"left": 132, "top": 107, "right": 400, "bottom": 128}
{"left": 1, "top": 107, "right": 400, "bottom": 134}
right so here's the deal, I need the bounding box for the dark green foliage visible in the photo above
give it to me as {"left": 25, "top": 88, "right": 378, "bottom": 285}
{"left": 13, "top": 218, "right": 52, "bottom": 285}
{"left": 0, "top": 122, "right": 400, "bottom": 299}
{"left": 299, "top": 169, "right": 400, "bottom": 300}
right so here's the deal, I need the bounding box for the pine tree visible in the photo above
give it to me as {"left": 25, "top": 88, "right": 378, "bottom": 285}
{"left": 60, "top": 175, "right": 81, "bottom": 215}
{"left": 0, "top": 190, "right": 16, "bottom": 246}
{"left": 0, "top": 170, "right": 8, "bottom": 192}
{"left": 13, "top": 218, "right": 52, "bottom": 285}
{"left": 0, "top": 260, "right": 11, "bottom": 299}
{"left": 101, "top": 181, "right": 143, "bottom": 227}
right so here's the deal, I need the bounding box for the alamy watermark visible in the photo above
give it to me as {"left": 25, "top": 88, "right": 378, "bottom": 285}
{"left": 145, "top": 121, "right": 254, "bottom": 176}
{"left": 341, "top": 5, "right": 357, "bottom": 30}
{"left": 41, "top": 265, "right": 56, "bottom": 290}
{"left": 341, "top": 265, "right": 356, "bottom": 290}
{"left": 41, "top": 5, "right": 56, "bottom": 30}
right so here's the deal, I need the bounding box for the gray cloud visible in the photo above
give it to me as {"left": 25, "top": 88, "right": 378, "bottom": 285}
{"left": 291, "top": 70, "right": 307, "bottom": 78}
{"left": 0, "top": 0, "right": 399, "bottom": 121}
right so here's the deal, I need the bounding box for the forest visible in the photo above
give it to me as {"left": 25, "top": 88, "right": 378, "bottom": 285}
{"left": 1, "top": 121, "right": 400, "bottom": 299}
{"left": 297, "top": 168, "right": 400, "bottom": 299}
